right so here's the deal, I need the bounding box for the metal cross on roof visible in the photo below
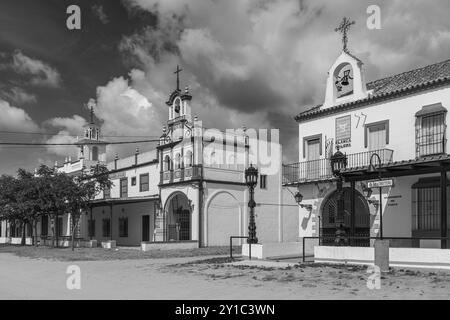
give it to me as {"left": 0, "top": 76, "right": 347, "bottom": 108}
{"left": 335, "top": 17, "right": 355, "bottom": 53}
{"left": 174, "top": 65, "right": 183, "bottom": 91}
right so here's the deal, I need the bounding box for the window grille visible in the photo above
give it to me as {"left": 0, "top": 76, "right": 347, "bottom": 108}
{"left": 416, "top": 113, "right": 446, "bottom": 157}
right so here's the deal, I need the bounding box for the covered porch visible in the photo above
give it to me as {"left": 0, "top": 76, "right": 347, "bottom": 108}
{"left": 341, "top": 154, "right": 450, "bottom": 250}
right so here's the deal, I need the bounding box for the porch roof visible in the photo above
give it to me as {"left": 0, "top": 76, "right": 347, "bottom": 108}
{"left": 342, "top": 154, "right": 450, "bottom": 182}
{"left": 90, "top": 195, "right": 159, "bottom": 207}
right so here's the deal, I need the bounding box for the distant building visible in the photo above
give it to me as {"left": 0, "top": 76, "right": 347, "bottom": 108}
{"left": 0, "top": 72, "right": 300, "bottom": 248}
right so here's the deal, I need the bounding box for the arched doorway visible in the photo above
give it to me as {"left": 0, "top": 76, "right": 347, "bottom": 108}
{"left": 164, "top": 192, "right": 191, "bottom": 241}
{"left": 321, "top": 188, "right": 370, "bottom": 246}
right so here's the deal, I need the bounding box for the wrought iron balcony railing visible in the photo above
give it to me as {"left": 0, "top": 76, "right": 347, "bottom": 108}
{"left": 282, "top": 149, "right": 394, "bottom": 186}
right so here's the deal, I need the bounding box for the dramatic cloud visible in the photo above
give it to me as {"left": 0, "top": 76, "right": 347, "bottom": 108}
{"left": 92, "top": 5, "right": 109, "bottom": 24}
{"left": 0, "top": 87, "right": 37, "bottom": 105}
{"left": 0, "top": 98, "right": 39, "bottom": 132}
{"left": 121, "top": 0, "right": 450, "bottom": 162}
{"left": 12, "top": 51, "right": 62, "bottom": 88}
{"left": 42, "top": 115, "right": 87, "bottom": 158}
{"left": 85, "top": 73, "right": 164, "bottom": 157}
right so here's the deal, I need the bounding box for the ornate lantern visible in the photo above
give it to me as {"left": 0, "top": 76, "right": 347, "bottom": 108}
{"left": 294, "top": 192, "right": 303, "bottom": 205}
{"left": 363, "top": 185, "right": 373, "bottom": 199}
{"left": 245, "top": 164, "right": 258, "bottom": 188}
{"left": 330, "top": 149, "right": 348, "bottom": 176}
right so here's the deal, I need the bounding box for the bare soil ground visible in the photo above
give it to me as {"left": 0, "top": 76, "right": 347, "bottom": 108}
{"left": 0, "top": 245, "right": 448, "bottom": 300}
{"left": 165, "top": 257, "right": 450, "bottom": 299}
{"left": 0, "top": 244, "right": 240, "bottom": 261}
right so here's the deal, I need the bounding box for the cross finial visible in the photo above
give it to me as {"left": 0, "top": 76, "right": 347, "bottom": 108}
{"left": 335, "top": 17, "right": 355, "bottom": 53}
{"left": 174, "top": 65, "right": 183, "bottom": 91}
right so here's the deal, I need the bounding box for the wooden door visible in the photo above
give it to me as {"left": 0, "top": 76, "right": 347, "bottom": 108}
{"left": 307, "top": 139, "right": 321, "bottom": 179}
{"left": 142, "top": 215, "right": 150, "bottom": 242}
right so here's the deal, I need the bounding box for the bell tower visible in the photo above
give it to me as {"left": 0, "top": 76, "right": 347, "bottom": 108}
{"left": 323, "top": 18, "right": 369, "bottom": 109}
{"left": 162, "top": 65, "right": 193, "bottom": 142}
{"left": 77, "top": 106, "right": 106, "bottom": 164}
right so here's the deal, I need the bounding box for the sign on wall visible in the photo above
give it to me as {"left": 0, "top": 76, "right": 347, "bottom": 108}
{"left": 109, "top": 171, "right": 126, "bottom": 180}
{"left": 368, "top": 179, "right": 394, "bottom": 188}
{"left": 336, "top": 115, "right": 352, "bottom": 149}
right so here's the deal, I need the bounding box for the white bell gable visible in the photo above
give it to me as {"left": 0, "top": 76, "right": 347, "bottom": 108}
{"left": 323, "top": 51, "right": 370, "bottom": 109}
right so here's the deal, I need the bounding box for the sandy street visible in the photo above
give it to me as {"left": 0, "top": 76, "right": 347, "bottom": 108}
{"left": 0, "top": 252, "right": 449, "bottom": 300}
{"left": 0, "top": 253, "right": 294, "bottom": 300}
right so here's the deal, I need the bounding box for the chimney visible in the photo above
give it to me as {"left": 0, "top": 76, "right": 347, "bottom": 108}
{"left": 135, "top": 147, "right": 140, "bottom": 165}
{"left": 114, "top": 153, "right": 119, "bottom": 170}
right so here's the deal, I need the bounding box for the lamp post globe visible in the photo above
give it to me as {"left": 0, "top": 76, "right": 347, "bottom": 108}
{"left": 245, "top": 164, "right": 258, "bottom": 188}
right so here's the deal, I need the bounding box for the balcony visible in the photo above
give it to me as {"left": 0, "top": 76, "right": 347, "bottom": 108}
{"left": 160, "top": 165, "right": 202, "bottom": 185}
{"left": 283, "top": 149, "right": 394, "bottom": 186}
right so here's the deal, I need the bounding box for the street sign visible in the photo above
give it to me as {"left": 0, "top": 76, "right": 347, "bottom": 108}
{"left": 368, "top": 179, "right": 394, "bottom": 188}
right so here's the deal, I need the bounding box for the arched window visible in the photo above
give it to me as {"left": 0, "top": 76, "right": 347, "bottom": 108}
{"left": 175, "top": 153, "right": 181, "bottom": 169}
{"left": 174, "top": 98, "right": 181, "bottom": 117}
{"left": 92, "top": 146, "right": 99, "bottom": 161}
{"left": 185, "top": 151, "right": 193, "bottom": 167}
{"left": 164, "top": 155, "right": 171, "bottom": 171}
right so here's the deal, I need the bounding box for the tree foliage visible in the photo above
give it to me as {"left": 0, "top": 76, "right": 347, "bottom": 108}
{"left": 0, "top": 164, "right": 112, "bottom": 248}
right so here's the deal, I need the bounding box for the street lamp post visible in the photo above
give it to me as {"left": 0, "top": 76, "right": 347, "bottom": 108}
{"left": 245, "top": 164, "right": 258, "bottom": 244}
{"left": 367, "top": 153, "right": 384, "bottom": 239}
{"left": 330, "top": 147, "right": 348, "bottom": 246}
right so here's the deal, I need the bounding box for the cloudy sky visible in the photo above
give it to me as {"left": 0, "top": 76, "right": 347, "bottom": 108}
{"left": 1, "top": 0, "right": 450, "bottom": 175}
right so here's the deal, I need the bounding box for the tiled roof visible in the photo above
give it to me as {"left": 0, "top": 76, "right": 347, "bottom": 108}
{"left": 296, "top": 58, "right": 450, "bottom": 121}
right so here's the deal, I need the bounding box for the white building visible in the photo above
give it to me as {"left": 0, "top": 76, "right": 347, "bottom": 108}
{"left": 1, "top": 74, "right": 300, "bottom": 249}
{"left": 283, "top": 44, "right": 450, "bottom": 260}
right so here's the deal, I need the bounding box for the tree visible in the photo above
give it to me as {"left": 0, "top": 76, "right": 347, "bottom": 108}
{"left": 67, "top": 164, "right": 112, "bottom": 251}
{"left": 0, "top": 175, "right": 17, "bottom": 240}
{"left": 0, "top": 170, "right": 43, "bottom": 246}
{"left": 0, "top": 164, "right": 112, "bottom": 250}
{"left": 36, "top": 165, "right": 75, "bottom": 247}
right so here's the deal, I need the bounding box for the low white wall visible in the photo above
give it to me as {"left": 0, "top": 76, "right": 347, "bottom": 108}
{"left": 9, "top": 238, "right": 33, "bottom": 245}
{"left": 101, "top": 240, "right": 117, "bottom": 249}
{"left": 242, "top": 242, "right": 307, "bottom": 260}
{"left": 315, "top": 246, "right": 450, "bottom": 270}
{"left": 315, "top": 246, "right": 375, "bottom": 266}
{"left": 141, "top": 241, "right": 199, "bottom": 251}
{"left": 0, "top": 237, "right": 10, "bottom": 244}
{"left": 390, "top": 248, "right": 450, "bottom": 269}
{"left": 242, "top": 244, "right": 263, "bottom": 259}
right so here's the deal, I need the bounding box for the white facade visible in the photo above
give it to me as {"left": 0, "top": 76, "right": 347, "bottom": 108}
{"left": 1, "top": 79, "right": 299, "bottom": 248}
{"left": 286, "top": 50, "right": 450, "bottom": 249}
